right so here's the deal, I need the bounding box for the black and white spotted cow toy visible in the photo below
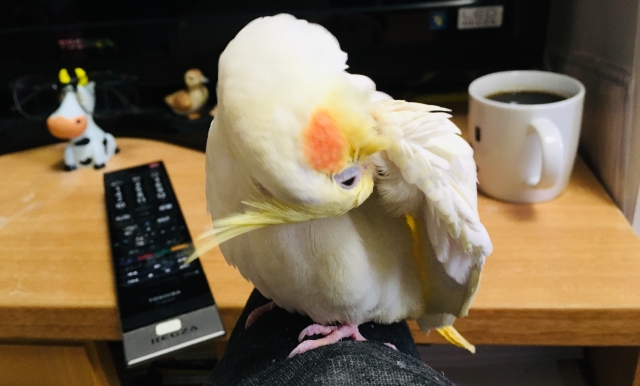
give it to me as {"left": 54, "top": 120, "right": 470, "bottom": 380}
{"left": 46, "top": 69, "right": 119, "bottom": 171}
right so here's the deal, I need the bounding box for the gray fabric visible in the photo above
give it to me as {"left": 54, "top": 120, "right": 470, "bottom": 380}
{"left": 206, "top": 289, "right": 454, "bottom": 386}
{"left": 231, "top": 342, "right": 453, "bottom": 386}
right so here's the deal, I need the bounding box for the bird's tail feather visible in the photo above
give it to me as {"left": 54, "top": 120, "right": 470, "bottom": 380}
{"left": 436, "top": 325, "right": 476, "bottom": 354}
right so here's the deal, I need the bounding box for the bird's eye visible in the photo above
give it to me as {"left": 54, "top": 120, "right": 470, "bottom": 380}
{"left": 334, "top": 166, "right": 360, "bottom": 190}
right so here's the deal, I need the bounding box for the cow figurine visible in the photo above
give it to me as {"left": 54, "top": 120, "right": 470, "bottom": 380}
{"left": 46, "top": 68, "right": 118, "bottom": 171}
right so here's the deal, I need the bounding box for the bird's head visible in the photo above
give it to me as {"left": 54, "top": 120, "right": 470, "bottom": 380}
{"left": 211, "top": 14, "right": 391, "bottom": 226}
{"left": 184, "top": 69, "right": 208, "bottom": 88}
{"left": 198, "top": 78, "right": 389, "bottom": 254}
{"left": 191, "top": 14, "right": 391, "bottom": 259}
{"left": 217, "top": 76, "right": 389, "bottom": 226}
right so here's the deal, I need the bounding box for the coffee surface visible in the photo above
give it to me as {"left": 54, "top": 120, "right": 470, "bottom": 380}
{"left": 486, "top": 90, "right": 566, "bottom": 105}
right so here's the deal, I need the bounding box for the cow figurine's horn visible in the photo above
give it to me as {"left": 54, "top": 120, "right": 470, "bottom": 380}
{"left": 74, "top": 68, "right": 89, "bottom": 86}
{"left": 59, "top": 69, "right": 71, "bottom": 84}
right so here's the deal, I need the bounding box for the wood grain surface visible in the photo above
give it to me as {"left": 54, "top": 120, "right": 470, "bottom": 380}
{"left": 1, "top": 137, "right": 640, "bottom": 351}
{"left": 0, "top": 341, "right": 119, "bottom": 386}
{"left": 0, "top": 138, "right": 250, "bottom": 341}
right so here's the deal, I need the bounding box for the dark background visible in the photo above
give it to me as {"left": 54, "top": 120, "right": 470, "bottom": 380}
{"left": 0, "top": 0, "right": 551, "bottom": 154}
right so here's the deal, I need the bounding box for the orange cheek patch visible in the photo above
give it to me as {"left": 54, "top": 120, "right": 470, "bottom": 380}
{"left": 302, "top": 109, "right": 348, "bottom": 174}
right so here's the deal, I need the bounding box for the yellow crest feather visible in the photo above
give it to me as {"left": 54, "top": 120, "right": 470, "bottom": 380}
{"left": 187, "top": 175, "right": 374, "bottom": 264}
{"left": 324, "top": 87, "right": 390, "bottom": 162}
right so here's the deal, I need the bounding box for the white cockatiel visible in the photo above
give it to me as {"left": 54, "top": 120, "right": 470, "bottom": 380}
{"left": 199, "top": 14, "right": 492, "bottom": 356}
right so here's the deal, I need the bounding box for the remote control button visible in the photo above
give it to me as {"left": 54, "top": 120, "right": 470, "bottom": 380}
{"left": 123, "top": 225, "right": 138, "bottom": 236}
{"left": 155, "top": 319, "right": 182, "bottom": 336}
{"left": 134, "top": 235, "right": 146, "bottom": 247}
{"left": 110, "top": 184, "right": 127, "bottom": 210}
{"left": 150, "top": 171, "right": 167, "bottom": 201}
{"left": 157, "top": 215, "right": 171, "bottom": 224}
{"left": 132, "top": 176, "right": 147, "bottom": 205}
{"left": 170, "top": 243, "right": 189, "bottom": 252}
{"left": 127, "top": 248, "right": 141, "bottom": 256}
{"left": 120, "top": 257, "right": 136, "bottom": 266}
{"left": 159, "top": 203, "right": 173, "bottom": 211}
{"left": 115, "top": 213, "right": 131, "bottom": 222}
{"left": 138, "top": 252, "right": 154, "bottom": 261}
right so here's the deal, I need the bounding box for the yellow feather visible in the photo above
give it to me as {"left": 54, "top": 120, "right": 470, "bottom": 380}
{"left": 406, "top": 214, "right": 475, "bottom": 353}
{"left": 324, "top": 87, "right": 390, "bottom": 161}
{"left": 187, "top": 175, "right": 374, "bottom": 264}
{"left": 436, "top": 326, "right": 476, "bottom": 354}
{"left": 406, "top": 214, "right": 430, "bottom": 304}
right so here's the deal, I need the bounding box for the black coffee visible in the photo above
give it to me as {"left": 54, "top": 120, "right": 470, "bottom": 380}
{"left": 486, "top": 90, "right": 567, "bottom": 105}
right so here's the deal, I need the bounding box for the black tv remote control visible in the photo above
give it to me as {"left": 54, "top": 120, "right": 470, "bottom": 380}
{"left": 104, "top": 161, "right": 225, "bottom": 366}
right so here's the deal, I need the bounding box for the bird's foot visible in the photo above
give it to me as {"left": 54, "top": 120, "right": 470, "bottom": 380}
{"left": 245, "top": 301, "right": 276, "bottom": 329}
{"left": 288, "top": 323, "right": 366, "bottom": 358}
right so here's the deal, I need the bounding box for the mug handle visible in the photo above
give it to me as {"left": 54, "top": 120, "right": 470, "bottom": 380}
{"left": 526, "top": 118, "right": 564, "bottom": 188}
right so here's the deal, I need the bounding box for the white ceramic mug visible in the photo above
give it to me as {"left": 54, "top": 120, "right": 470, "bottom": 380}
{"left": 468, "top": 70, "right": 585, "bottom": 203}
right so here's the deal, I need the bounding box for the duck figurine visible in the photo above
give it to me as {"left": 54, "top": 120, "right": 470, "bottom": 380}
{"left": 164, "top": 69, "right": 209, "bottom": 120}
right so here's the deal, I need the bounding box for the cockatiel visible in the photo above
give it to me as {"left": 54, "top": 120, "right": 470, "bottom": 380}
{"left": 197, "top": 14, "right": 492, "bottom": 357}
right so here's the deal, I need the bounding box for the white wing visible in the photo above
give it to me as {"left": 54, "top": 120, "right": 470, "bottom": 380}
{"left": 371, "top": 99, "right": 492, "bottom": 285}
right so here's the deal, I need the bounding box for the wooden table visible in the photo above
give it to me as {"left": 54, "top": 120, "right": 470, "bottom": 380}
{"left": 1, "top": 137, "right": 640, "bottom": 385}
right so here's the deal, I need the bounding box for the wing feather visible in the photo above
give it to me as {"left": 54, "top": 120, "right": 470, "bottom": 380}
{"left": 372, "top": 99, "right": 492, "bottom": 285}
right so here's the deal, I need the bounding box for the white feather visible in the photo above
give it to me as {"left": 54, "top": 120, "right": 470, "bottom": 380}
{"left": 372, "top": 99, "right": 492, "bottom": 284}
{"left": 207, "top": 14, "right": 425, "bottom": 326}
{"left": 206, "top": 14, "right": 492, "bottom": 339}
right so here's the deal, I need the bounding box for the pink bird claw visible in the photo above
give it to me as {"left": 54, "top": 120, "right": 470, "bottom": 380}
{"left": 245, "top": 301, "right": 275, "bottom": 329}
{"left": 298, "top": 324, "right": 337, "bottom": 341}
{"left": 288, "top": 323, "right": 367, "bottom": 358}
{"left": 288, "top": 339, "right": 321, "bottom": 358}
